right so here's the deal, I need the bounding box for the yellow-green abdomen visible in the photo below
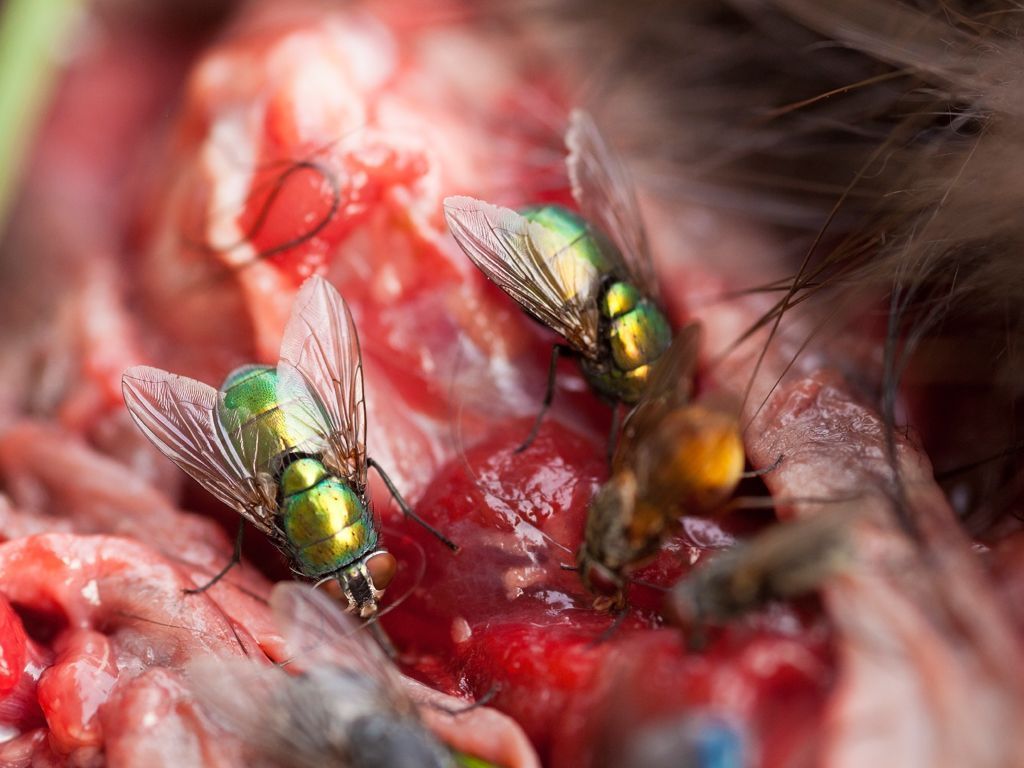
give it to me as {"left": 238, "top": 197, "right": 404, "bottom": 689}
{"left": 279, "top": 458, "right": 377, "bottom": 577}
{"left": 586, "top": 281, "right": 672, "bottom": 403}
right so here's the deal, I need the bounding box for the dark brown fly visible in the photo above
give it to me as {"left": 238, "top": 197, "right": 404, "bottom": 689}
{"left": 665, "top": 512, "right": 853, "bottom": 633}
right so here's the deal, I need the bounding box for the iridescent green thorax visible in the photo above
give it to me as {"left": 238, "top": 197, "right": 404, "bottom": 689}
{"left": 218, "top": 365, "right": 322, "bottom": 472}
{"left": 280, "top": 458, "right": 376, "bottom": 577}
{"left": 520, "top": 205, "right": 613, "bottom": 274}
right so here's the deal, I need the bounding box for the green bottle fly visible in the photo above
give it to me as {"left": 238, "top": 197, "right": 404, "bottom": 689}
{"left": 444, "top": 110, "right": 675, "bottom": 448}
{"left": 520, "top": 204, "right": 672, "bottom": 403}
{"left": 123, "top": 276, "right": 457, "bottom": 618}
{"left": 217, "top": 366, "right": 378, "bottom": 578}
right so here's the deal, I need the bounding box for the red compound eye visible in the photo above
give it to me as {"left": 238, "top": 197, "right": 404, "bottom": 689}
{"left": 366, "top": 551, "right": 397, "bottom": 591}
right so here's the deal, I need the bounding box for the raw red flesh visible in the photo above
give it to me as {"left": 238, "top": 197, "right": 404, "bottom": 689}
{"left": 378, "top": 418, "right": 834, "bottom": 765}
{"left": 653, "top": 204, "right": 1024, "bottom": 765}
{"left": 0, "top": 596, "right": 48, "bottom": 736}
{"left": 747, "top": 374, "right": 1024, "bottom": 767}
{"left": 0, "top": 2, "right": 1022, "bottom": 767}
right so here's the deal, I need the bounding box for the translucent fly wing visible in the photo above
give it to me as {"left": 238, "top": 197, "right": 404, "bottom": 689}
{"left": 122, "top": 366, "right": 275, "bottom": 535}
{"left": 277, "top": 276, "right": 367, "bottom": 488}
{"left": 444, "top": 196, "right": 602, "bottom": 357}
{"left": 613, "top": 323, "right": 700, "bottom": 472}
{"left": 271, "top": 583, "right": 412, "bottom": 715}
{"left": 190, "top": 656, "right": 373, "bottom": 768}
{"left": 637, "top": 321, "right": 700, "bottom": 409}
{"left": 565, "top": 109, "right": 659, "bottom": 299}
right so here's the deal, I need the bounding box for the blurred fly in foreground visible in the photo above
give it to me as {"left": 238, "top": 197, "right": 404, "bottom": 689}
{"left": 666, "top": 513, "right": 852, "bottom": 636}
{"left": 444, "top": 109, "right": 671, "bottom": 451}
{"left": 574, "top": 324, "right": 748, "bottom": 610}
{"left": 191, "top": 583, "right": 486, "bottom": 768}
{"left": 122, "top": 276, "right": 456, "bottom": 617}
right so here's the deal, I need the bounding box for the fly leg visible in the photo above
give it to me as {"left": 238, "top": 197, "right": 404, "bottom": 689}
{"left": 741, "top": 453, "right": 784, "bottom": 479}
{"left": 590, "top": 601, "right": 629, "bottom": 645}
{"left": 426, "top": 682, "right": 501, "bottom": 716}
{"left": 606, "top": 402, "right": 622, "bottom": 468}
{"left": 367, "top": 619, "right": 399, "bottom": 660}
{"left": 515, "top": 344, "right": 574, "bottom": 454}
{"left": 367, "top": 457, "right": 459, "bottom": 552}
{"left": 184, "top": 521, "right": 244, "bottom": 595}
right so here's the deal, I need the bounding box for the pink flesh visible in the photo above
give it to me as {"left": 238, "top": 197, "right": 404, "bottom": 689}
{"left": 0, "top": 2, "right": 1021, "bottom": 767}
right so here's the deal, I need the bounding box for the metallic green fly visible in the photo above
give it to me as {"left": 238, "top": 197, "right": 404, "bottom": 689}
{"left": 444, "top": 110, "right": 672, "bottom": 452}
{"left": 122, "top": 275, "right": 456, "bottom": 617}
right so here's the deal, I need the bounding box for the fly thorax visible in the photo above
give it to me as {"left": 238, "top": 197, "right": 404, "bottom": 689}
{"left": 520, "top": 205, "right": 610, "bottom": 307}
{"left": 279, "top": 461, "right": 375, "bottom": 578}
{"left": 218, "top": 365, "right": 325, "bottom": 472}
{"left": 520, "top": 204, "right": 614, "bottom": 272}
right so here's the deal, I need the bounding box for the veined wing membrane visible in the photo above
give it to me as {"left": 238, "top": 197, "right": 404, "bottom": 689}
{"left": 272, "top": 583, "right": 411, "bottom": 712}
{"left": 444, "top": 195, "right": 601, "bottom": 356}
{"left": 191, "top": 583, "right": 417, "bottom": 768}
{"left": 566, "top": 109, "right": 659, "bottom": 299}
{"left": 189, "top": 656, "right": 333, "bottom": 768}
{"left": 277, "top": 276, "right": 367, "bottom": 488}
{"left": 121, "top": 366, "right": 275, "bottom": 535}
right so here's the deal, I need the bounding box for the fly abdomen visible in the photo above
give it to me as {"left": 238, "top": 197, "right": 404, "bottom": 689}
{"left": 585, "top": 280, "right": 672, "bottom": 403}
{"left": 279, "top": 457, "right": 376, "bottom": 577}
{"left": 606, "top": 290, "right": 670, "bottom": 373}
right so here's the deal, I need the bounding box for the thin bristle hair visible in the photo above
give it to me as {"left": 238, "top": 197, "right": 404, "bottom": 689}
{"left": 512, "top": 0, "right": 1024, "bottom": 531}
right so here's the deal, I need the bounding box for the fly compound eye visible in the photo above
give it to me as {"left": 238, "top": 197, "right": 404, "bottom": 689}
{"left": 318, "top": 578, "right": 346, "bottom": 603}
{"left": 365, "top": 551, "right": 397, "bottom": 591}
